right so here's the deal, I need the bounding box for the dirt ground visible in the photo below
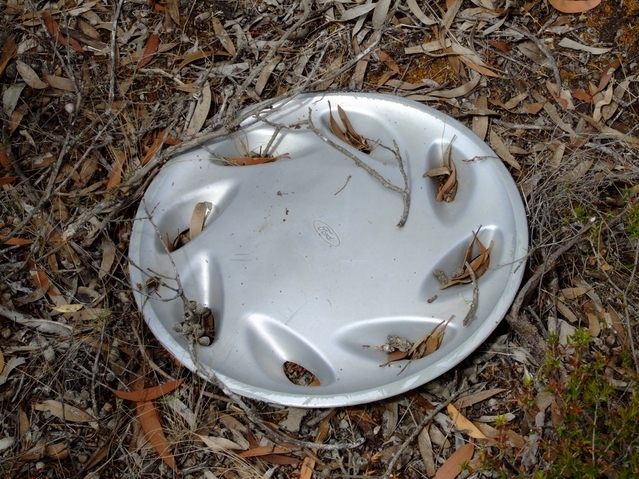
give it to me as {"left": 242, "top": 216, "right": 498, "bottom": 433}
{"left": 1, "top": 0, "right": 638, "bottom": 477}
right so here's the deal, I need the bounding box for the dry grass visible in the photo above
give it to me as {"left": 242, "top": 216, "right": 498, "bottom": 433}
{"left": 1, "top": 0, "right": 638, "bottom": 477}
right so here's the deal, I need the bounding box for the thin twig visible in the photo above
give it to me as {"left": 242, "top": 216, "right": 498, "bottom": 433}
{"left": 379, "top": 140, "right": 410, "bottom": 227}
{"left": 463, "top": 261, "right": 478, "bottom": 326}
{"left": 107, "top": 0, "right": 126, "bottom": 115}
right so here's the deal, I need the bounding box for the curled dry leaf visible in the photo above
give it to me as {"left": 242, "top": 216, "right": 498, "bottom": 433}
{"left": 424, "top": 136, "right": 457, "bottom": 202}
{"left": 106, "top": 147, "right": 126, "bottom": 189}
{"left": 489, "top": 129, "right": 521, "bottom": 170}
{"left": 439, "top": 227, "right": 493, "bottom": 289}
{"left": 328, "top": 102, "right": 375, "bottom": 153}
{"left": 379, "top": 316, "right": 454, "bottom": 369}
{"left": 189, "top": 201, "right": 212, "bottom": 240}
{"left": 142, "top": 128, "right": 169, "bottom": 166}
{"left": 167, "top": 201, "right": 212, "bottom": 250}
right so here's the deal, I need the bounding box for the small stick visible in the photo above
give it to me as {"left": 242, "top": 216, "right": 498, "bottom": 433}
{"left": 463, "top": 260, "right": 478, "bottom": 326}
{"left": 107, "top": 0, "right": 126, "bottom": 115}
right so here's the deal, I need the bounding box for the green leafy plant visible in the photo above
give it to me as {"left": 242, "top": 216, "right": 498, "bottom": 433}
{"left": 535, "top": 331, "right": 639, "bottom": 479}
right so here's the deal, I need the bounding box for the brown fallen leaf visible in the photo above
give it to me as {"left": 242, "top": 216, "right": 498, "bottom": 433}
{"left": 0, "top": 145, "right": 11, "bottom": 172}
{"left": 21, "top": 442, "right": 69, "bottom": 461}
{"left": 136, "top": 401, "right": 176, "bottom": 470}
{"left": 454, "top": 388, "right": 506, "bottom": 409}
{"left": 43, "top": 13, "right": 85, "bottom": 54}
{"left": 138, "top": 33, "right": 159, "bottom": 68}
{"left": 380, "top": 316, "right": 454, "bottom": 370}
{"left": 424, "top": 137, "right": 458, "bottom": 202}
{"left": 0, "top": 234, "right": 32, "bottom": 245}
{"left": 433, "top": 442, "right": 475, "bottom": 479}
{"left": 439, "top": 227, "right": 492, "bottom": 289}
{"left": 142, "top": 127, "right": 169, "bottom": 166}
{"left": 174, "top": 50, "right": 214, "bottom": 72}
{"left": 408, "top": 315, "right": 454, "bottom": 361}
{"left": 447, "top": 403, "right": 488, "bottom": 439}
{"left": 186, "top": 83, "right": 211, "bottom": 136}
{"left": 166, "top": 0, "right": 180, "bottom": 25}
{"left": 0, "top": 35, "right": 16, "bottom": 76}
{"left": 489, "top": 128, "right": 521, "bottom": 170}
{"left": 110, "top": 378, "right": 184, "bottom": 402}
{"left": 198, "top": 435, "right": 246, "bottom": 451}
{"left": 106, "top": 147, "right": 126, "bottom": 189}
{"left": 548, "top": 0, "right": 601, "bottom": 13}
{"left": 328, "top": 102, "right": 374, "bottom": 153}
{"left": 211, "top": 17, "right": 236, "bottom": 56}
{"left": 16, "top": 61, "right": 48, "bottom": 89}
{"left": 189, "top": 201, "right": 212, "bottom": 240}
{"left": 34, "top": 400, "right": 95, "bottom": 423}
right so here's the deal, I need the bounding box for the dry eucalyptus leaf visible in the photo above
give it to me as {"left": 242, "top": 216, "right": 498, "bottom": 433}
{"left": 433, "top": 443, "right": 475, "bottom": 479}
{"left": 0, "top": 356, "right": 26, "bottom": 385}
{"left": 548, "top": 0, "right": 601, "bottom": 13}
{"left": 489, "top": 129, "right": 521, "bottom": 170}
{"left": 211, "top": 17, "right": 236, "bottom": 56}
{"left": 407, "top": 0, "right": 437, "bottom": 25}
{"left": 199, "top": 434, "right": 246, "bottom": 451}
{"left": 34, "top": 400, "right": 95, "bottom": 423}
{"left": 446, "top": 403, "right": 488, "bottom": 439}
{"left": 440, "top": 228, "right": 493, "bottom": 289}
{"left": 409, "top": 315, "right": 454, "bottom": 361}
{"left": 16, "top": 60, "right": 48, "bottom": 89}
{"left": 254, "top": 55, "right": 281, "bottom": 97}
{"left": 424, "top": 137, "right": 458, "bottom": 202}
{"left": 418, "top": 426, "right": 437, "bottom": 477}
{"left": 189, "top": 201, "right": 212, "bottom": 240}
{"left": 186, "top": 82, "right": 211, "bottom": 136}
{"left": 328, "top": 102, "right": 374, "bottom": 153}
{"left": 472, "top": 94, "right": 489, "bottom": 141}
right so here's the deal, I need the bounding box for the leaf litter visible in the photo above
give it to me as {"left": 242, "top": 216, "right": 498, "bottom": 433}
{"left": 1, "top": 0, "right": 639, "bottom": 476}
